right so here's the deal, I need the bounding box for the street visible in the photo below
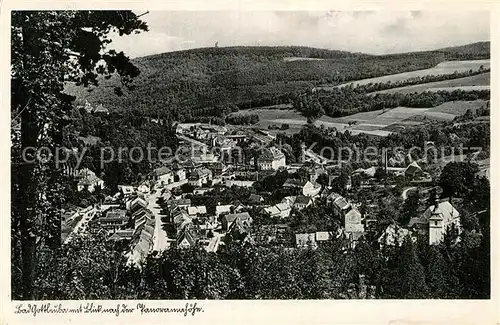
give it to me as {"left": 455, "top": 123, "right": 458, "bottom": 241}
{"left": 147, "top": 190, "right": 171, "bottom": 253}
{"left": 64, "top": 206, "right": 97, "bottom": 244}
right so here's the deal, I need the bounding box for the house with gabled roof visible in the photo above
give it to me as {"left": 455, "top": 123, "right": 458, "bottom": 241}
{"left": 187, "top": 205, "right": 207, "bottom": 216}
{"left": 215, "top": 204, "right": 233, "bottom": 217}
{"left": 264, "top": 200, "right": 292, "bottom": 219}
{"left": 221, "top": 212, "right": 253, "bottom": 232}
{"left": 345, "top": 208, "right": 363, "bottom": 234}
{"left": 108, "top": 229, "right": 134, "bottom": 242}
{"left": 166, "top": 198, "right": 191, "bottom": 210}
{"left": 283, "top": 178, "right": 321, "bottom": 197}
{"left": 126, "top": 209, "right": 155, "bottom": 266}
{"left": 137, "top": 181, "right": 151, "bottom": 194}
{"left": 405, "top": 161, "right": 424, "bottom": 179}
{"left": 153, "top": 166, "right": 174, "bottom": 185}
{"left": 295, "top": 233, "right": 318, "bottom": 249}
{"left": 93, "top": 103, "right": 109, "bottom": 115}
{"left": 315, "top": 231, "right": 333, "bottom": 242}
{"left": 258, "top": 146, "right": 286, "bottom": 170}
{"left": 328, "top": 193, "right": 352, "bottom": 213}
{"left": 294, "top": 195, "right": 312, "bottom": 210}
{"left": 188, "top": 168, "right": 213, "bottom": 187}
{"left": 248, "top": 194, "right": 264, "bottom": 205}
{"left": 177, "top": 228, "right": 197, "bottom": 249}
{"left": 101, "top": 196, "right": 120, "bottom": 212}
{"left": 118, "top": 185, "right": 135, "bottom": 197}
{"left": 409, "top": 200, "right": 460, "bottom": 245}
{"left": 127, "top": 196, "right": 148, "bottom": 213}
{"left": 99, "top": 209, "right": 128, "bottom": 230}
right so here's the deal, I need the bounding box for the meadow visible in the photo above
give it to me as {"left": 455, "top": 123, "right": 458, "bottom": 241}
{"left": 314, "top": 60, "right": 490, "bottom": 91}
{"left": 371, "top": 72, "right": 490, "bottom": 95}
{"left": 229, "top": 99, "right": 488, "bottom": 137}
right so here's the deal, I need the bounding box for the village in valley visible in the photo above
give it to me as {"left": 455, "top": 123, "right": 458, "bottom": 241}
{"left": 11, "top": 10, "right": 491, "bottom": 301}
{"left": 63, "top": 115, "right": 486, "bottom": 270}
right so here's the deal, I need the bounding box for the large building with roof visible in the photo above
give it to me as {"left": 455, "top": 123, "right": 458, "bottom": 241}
{"left": 126, "top": 207, "right": 156, "bottom": 266}
{"left": 257, "top": 146, "right": 286, "bottom": 170}
{"left": 221, "top": 212, "right": 253, "bottom": 232}
{"left": 99, "top": 209, "right": 128, "bottom": 230}
{"left": 153, "top": 166, "right": 174, "bottom": 185}
{"left": 408, "top": 200, "right": 461, "bottom": 245}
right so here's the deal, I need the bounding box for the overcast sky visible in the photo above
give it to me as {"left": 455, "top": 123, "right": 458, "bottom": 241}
{"left": 109, "top": 11, "right": 490, "bottom": 58}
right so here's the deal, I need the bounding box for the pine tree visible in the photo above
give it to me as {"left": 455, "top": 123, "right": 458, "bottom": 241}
{"left": 425, "top": 246, "right": 448, "bottom": 298}
{"left": 382, "top": 237, "right": 428, "bottom": 298}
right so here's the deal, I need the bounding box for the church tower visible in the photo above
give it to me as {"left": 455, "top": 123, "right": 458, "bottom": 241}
{"left": 300, "top": 142, "right": 306, "bottom": 163}
{"left": 429, "top": 200, "right": 444, "bottom": 245}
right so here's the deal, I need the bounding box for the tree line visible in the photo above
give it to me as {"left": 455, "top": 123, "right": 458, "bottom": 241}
{"left": 351, "top": 67, "right": 489, "bottom": 93}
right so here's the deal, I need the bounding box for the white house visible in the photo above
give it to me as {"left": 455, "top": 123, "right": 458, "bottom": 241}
{"left": 187, "top": 206, "right": 207, "bottom": 216}
{"left": 264, "top": 198, "right": 293, "bottom": 219}
{"left": 189, "top": 168, "right": 213, "bottom": 187}
{"left": 153, "top": 166, "right": 174, "bottom": 186}
{"left": 215, "top": 204, "right": 233, "bottom": 217}
{"left": 294, "top": 195, "right": 312, "bottom": 210}
{"left": 295, "top": 233, "right": 318, "bottom": 249}
{"left": 137, "top": 181, "right": 151, "bottom": 194}
{"left": 257, "top": 146, "right": 286, "bottom": 170}
{"left": 302, "top": 181, "right": 322, "bottom": 197}
{"left": 118, "top": 185, "right": 135, "bottom": 197}
{"left": 345, "top": 208, "right": 363, "bottom": 234}
{"left": 409, "top": 200, "right": 460, "bottom": 245}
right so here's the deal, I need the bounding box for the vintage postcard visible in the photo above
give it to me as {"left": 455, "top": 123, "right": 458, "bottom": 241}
{"left": 1, "top": 0, "right": 498, "bottom": 324}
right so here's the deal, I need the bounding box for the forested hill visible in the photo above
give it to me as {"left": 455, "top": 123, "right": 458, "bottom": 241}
{"left": 435, "top": 41, "right": 490, "bottom": 59}
{"left": 65, "top": 42, "right": 490, "bottom": 120}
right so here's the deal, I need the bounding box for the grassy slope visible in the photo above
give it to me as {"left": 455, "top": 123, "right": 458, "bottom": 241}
{"left": 371, "top": 72, "right": 490, "bottom": 95}
{"left": 330, "top": 60, "right": 490, "bottom": 89}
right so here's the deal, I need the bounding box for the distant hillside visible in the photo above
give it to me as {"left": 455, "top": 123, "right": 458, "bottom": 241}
{"left": 65, "top": 42, "right": 490, "bottom": 120}
{"left": 435, "top": 41, "right": 490, "bottom": 59}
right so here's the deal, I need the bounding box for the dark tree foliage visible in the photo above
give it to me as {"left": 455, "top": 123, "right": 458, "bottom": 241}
{"left": 380, "top": 237, "right": 429, "bottom": 298}
{"left": 295, "top": 88, "right": 489, "bottom": 119}
{"left": 439, "top": 162, "right": 479, "bottom": 198}
{"left": 225, "top": 114, "right": 260, "bottom": 125}
{"left": 11, "top": 10, "right": 148, "bottom": 299}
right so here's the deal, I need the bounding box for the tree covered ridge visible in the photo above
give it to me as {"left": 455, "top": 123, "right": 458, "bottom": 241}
{"left": 65, "top": 42, "right": 490, "bottom": 116}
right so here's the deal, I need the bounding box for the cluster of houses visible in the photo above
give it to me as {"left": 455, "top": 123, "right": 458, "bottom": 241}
{"left": 69, "top": 122, "right": 466, "bottom": 265}
{"left": 168, "top": 199, "right": 254, "bottom": 252}
{"left": 94, "top": 189, "right": 156, "bottom": 265}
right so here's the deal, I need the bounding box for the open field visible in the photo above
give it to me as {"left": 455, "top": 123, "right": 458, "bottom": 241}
{"left": 314, "top": 60, "right": 490, "bottom": 91}
{"left": 283, "top": 57, "right": 326, "bottom": 62}
{"left": 371, "top": 73, "right": 490, "bottom": 95}
{"left": 230, "top": 99, "right": 488, "bottom": 137}
{"left": 426, "top": 100, "right": 488, "bottom": 115}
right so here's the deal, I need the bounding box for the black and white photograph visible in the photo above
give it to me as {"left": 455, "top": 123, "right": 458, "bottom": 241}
{"left": 7, "top": 6, "right": 493, "bottom": 308}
